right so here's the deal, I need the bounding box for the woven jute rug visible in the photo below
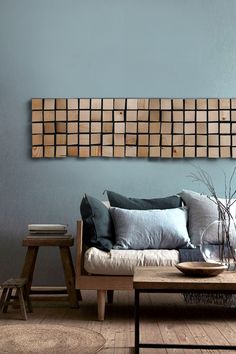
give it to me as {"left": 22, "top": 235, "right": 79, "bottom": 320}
{"left": 0, "top": 324, "right": 105, "bottom": 353}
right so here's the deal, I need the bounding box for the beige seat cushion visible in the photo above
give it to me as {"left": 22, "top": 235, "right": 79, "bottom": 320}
{"left": 84, "top": 247, "right": 179, "bottom": 275}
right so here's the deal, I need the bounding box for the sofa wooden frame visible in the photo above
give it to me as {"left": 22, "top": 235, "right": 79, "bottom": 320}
{"left": 75, "top": 220, "right": 133, "bottom": 321}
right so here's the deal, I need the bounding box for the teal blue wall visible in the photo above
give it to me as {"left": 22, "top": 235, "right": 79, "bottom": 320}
{"left": 1, "top": 0, "right": 236, "bottom": 284}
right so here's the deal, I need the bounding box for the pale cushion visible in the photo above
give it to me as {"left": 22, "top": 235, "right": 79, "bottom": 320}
{"left": 110, "top": 207, "right": 192, "bottom": 250}
{"left": 84, "top": 247, "right": 179, "bottom": 275}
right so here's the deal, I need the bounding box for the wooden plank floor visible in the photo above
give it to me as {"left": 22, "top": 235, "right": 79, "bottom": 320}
{"left": 0, "top": 290, "right": 236, "bottom": 353}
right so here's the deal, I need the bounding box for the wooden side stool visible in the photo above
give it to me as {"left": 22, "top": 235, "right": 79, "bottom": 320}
{"left": 0, "top": 278, "right": 32, "bottom": 320}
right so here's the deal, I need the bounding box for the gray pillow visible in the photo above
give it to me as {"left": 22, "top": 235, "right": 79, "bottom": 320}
{"left": 179, "top": 189, "right": 236, "bottom": 246}
{"left": 110, "top": 207, "right": 192, "bottom": 250}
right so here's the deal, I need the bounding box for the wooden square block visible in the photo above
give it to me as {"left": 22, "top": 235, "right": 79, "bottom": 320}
{"left": 91, "top": 134, "right": 101, "bottom": 145}
{"left": 220, "top": 147, "right": 231, "bottom": 158}
{"left": 173, "top": 123, "right": 183, "bottom": 134}
{"left": 149, "top": 147, "right": 161, "bottom": 157}
{"left": 56, "top": 98, "right": 67, "bottom": 110}
{"left": 127, "top": 111, "right": 137, "bottom": 121}
{"left": 68, "top": 98, "right": 78, "bottom": 109}
{"left": 220, "top": 110, "right": 230, "bottom": 121}
{"left": 197, "top": 135, "right": 207, "bottom": 146}
{"left": 138, "top": 122, "right": 148, "bottom": 133}
{"left": 68, "top": 146, "right": 78, "bottom": 157}
{"left": 126, "top": 134, "right": 137, "bottom": 145}
{"left": 80, "top": 110, "right": 90, "bottom": 121}
{"left": 161, "top": 111, "right": 171, "bottom": 122}
{"left": 150, "top": 111, "right": 160, "bottom": 122}
{"left": 150, "top": 135, "right": 160, "bottom": 146}
{"left": 220, "top": 135, "right": 231, "bottom": 146}
{"left": 91, "top": 123, "right": 102, "bottom": 133}
{"left": 56, "top": 134, "right": 66, "bottom": 145}
{"left": 149, "top": 99, "right": 160, "bottom": 110}
{"left": 232, "top": 123, "right": 236, "bottom": 133}
{"left": 197, "top": 147, "right": 207, "bottom": 157}
{"left": 80, "top": 134, "right": 90, "bottom": 145}
{"left": 232, "top": 135, "right": 236, "bottom": 146}
{"left": 102, "top": 146, "right": 113, "bottom": 157}
{"left": 44, "top": 146, "right": 55, "bottom": 158}
{"left": 127, "top": 99, "right": 138, "bottom": 110}
{"left": 173, "top": 99, "right": 183, "bottom": 110}
{"left": 79, "top": 147, "right": 90, "bottom": 157}
{"left": 91, "top": 111, "right": 101, "bottom": 121}
{"left": 103, "top": 99, "right": 113, "bottom": 110}
{"left": 197, "top": 122, "right": 207, "bottom": 134}
{"left": 137, "top": 99, "right": 149, "bottom": 110}
{"left": 231, "top": 111, "right": 236, "bottom": 121}
{"left": 161, "top": 99, "right": 171, "bottom": 110}
{"left": 220, "top": 123, "right": 230, "bottom": 134}
{"left": 208, "top": 123, "right": 218, "bottom": 134}
{"left": 56, "top": 145, "right": 67, "bottom": 157}
{"left": 114, "top": 99, "right": 125, "bottom": 110}
{"left": 126, "top": 146, "right": 137, "bottom": 157}
{"left": 44, "top": 135, "right": 54, "bottom": 145}
{"left": 103, "top": 134, "right": 113, "bottom": 145}
{"left": 173, "top": 111, "right": 183, "bottom": 122}
{"left": 114, "top": 146, "right": 125, "bottom": 157}
{"left": 208, "top": 147, "right": 219, "bottom": 158}
{"left": 138, "top": 111, "right": 149, "bottom": 121}
{"left": 161, "top": 135, "right": 172, "bottom": 146}
{"left": 185, "top": 135, "right": 195, "bottom": 146}
{"left": 185, "top": 123, "right": 195, "bottom": 134}
{"left": 44, "top": 122, "right": 55, "bottom": 134}
{"left": 138, "top": 147, "right": 149, "bottom": 157}
{"left": 44, "top": 111, "right": 55, "bottom": 122}
{"left": 91, "top": 99, "right": 101, "bottom": 110}
{"left": 150, "top": 122, "right": 160, "bottom": 133}
{"left": 32, "top": 123, "right": 43, "bottom": 134}
{"left": 114, "top": 134, "right": 125, "bottom": 145}
{"left": 68, "top": 110, "right": 78, "bottom": 121}
{"left": 56, "top": 122, "right": 67, "bottom": 133}
{"left": 231, "top": 99, "right": 236, "bottom": 109}
{"left": 32, "top": 111, "right": 43, "bottom": 122}
{"left": 32, "top": 135, "right": 43, "bottom": 145}
{"left": 173, "top": 147, "right": 184, "bottom": 158}
{"left": 115, "top": 122, "right": 125, "bottom": 134}
{"left": 32, "top": 99, "right": 43, "bottom": 110}
{"left": 185, "top": 111, "right": 195, "bottom": 121}
{"left": 185, "top": 99, "right": 195, "bottom": 110}
{"left": 208, "top": 135, "right": 219, "bottom": 146}
{"left": 32, "top": 146, "right": 43, "bottom": 158}
{"left": 208, "top": 99, "right": 218, "bottom": 110}
{"left": 197, "top": 111, "right": 207, "bottom": 122}
{"left": 79, "top": 99, "right": 90, "bottom": 109}
{"left": 103, "top": 122, "right": 113, "bottom": 133}
{"left": 161, "top": 123, "right": 171, "bottom": 134}
{"left": 68, "top": 134, "right": 78, "bottom": 145}
{"left": 197, "top": 99, "right": 207, "bottom": 110}
{"left": 208, "top": 111, "right": 218, "bottom": 121}
{"left": 103, "top": 111, "right": 113, "bottom": 121}
{"left": 173, "top": 135, "right": 184, "bottom": 145}
{"left": 184, "top": 147, "right": 195, "bottom": 158}
{"left": 68, "top": 122, "right": 78, "bottom": 133}
{"left": 138, "top": 135, "right": 149, "bottom": 146}
{"left": 161, "top": 147, "right": 172, "bottom": 158}
{"left": 219, "top": 99, "right": 230, "bottom": 109}
{"left": 55, "top": 111, "right": 66, "bottom": 121}
{"left": 91, "top": 146, "right": 101, "bottom": 157}
{"left": 126, "top": 122, "right": 137, "bottom": 133}
{"left": 114, "top": 111, "right": 124, "bottom": 121}
{"left": 233, "top": 147, "right": 236, "bottom": 158}
{"left": 44, "top": 99, "right": 55, "bottom": 110}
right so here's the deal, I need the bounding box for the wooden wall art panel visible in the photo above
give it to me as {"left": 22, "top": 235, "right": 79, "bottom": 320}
{"left": 32, "top": 98, "right": 236, "bottom": 158}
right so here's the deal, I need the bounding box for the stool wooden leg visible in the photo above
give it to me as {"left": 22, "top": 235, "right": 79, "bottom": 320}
{"left": 3, "top": 288, "right": 12, "bottom": 313}
{"left": 17, "top": 288, "right": 27, "bottom": 320}
{"left": 21, "top": 246, "right": 39, "bottom": 299}
{"left": 0, "top": 288, "right": 8, "bottom": 311}
{"left": 23, "top": 285, "right": 32, "bottom": 313}
{"left": 97, "top": 290, "right": 106, "bottom": 321}
{"left": 59, "top": 246, "right": 79, "bottom": 308}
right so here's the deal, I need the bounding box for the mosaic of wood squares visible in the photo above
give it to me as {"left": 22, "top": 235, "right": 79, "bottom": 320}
{"left": 32, "top": 98, "right": 236, "bottom": 158}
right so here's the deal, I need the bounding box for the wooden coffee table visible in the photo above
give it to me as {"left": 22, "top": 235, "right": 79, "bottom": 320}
{"left": 133, "top": 266, "right": 236, "bottom": 354}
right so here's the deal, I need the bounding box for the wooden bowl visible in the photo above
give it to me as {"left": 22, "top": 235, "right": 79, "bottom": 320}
{"left": 175, "top": 262, "right": 227, "bottom": 277}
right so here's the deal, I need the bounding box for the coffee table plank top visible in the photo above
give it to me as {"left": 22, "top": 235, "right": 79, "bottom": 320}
{"left": 133, "top": 266, "right": 236, "bottom": 291}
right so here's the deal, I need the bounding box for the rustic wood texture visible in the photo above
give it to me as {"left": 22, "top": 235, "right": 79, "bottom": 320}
{"left": 32, "top": 98, "right": 236, "bottom": 158}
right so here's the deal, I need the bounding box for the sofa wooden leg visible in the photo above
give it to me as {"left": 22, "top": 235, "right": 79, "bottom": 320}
{"left": 107, "top": 290, "right": 114, "bottom": 304}
{"left": 97, "top": 290, "right": 106, "bottom": 321}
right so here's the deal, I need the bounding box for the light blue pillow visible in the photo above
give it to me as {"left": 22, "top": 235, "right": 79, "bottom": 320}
{"left": 110, "top": 207, "right": 193, "bottom": 250}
